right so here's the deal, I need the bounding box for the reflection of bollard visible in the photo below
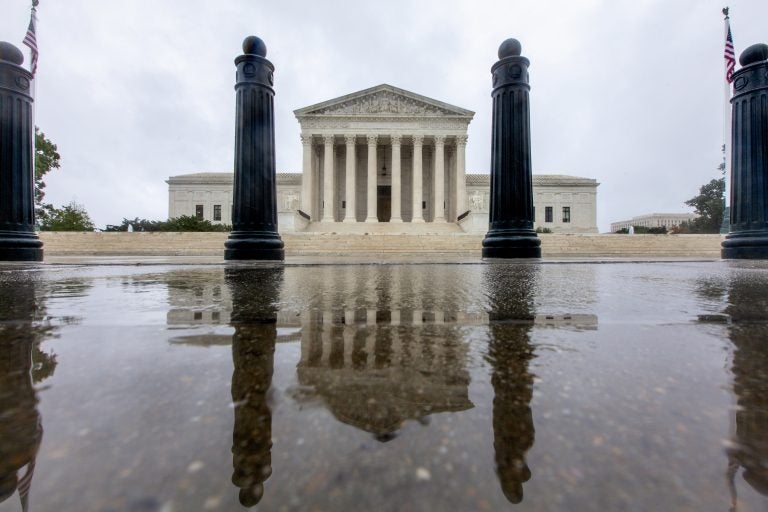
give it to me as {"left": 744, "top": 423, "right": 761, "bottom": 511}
{"left": 482, "top": 38, "right": 541, "bottom": 259}
{"left": 722, "top": 43, "right": 768, "bottom": 259}
{"left": 224, "top": 36, "right": 284, "bottom": 260}
{"left": 0, "top": 42, "right": 43, "bottom": 261}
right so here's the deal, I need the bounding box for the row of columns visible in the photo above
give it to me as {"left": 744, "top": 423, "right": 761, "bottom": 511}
{"left": 301, "top": 134, "right": 468, "bottom": 223}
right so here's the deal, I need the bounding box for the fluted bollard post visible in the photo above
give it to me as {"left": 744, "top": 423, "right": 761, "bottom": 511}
{"left": 0, "top": 42, "right": 43, "bottom": 261}
{"left": 224, "top": 36, "right": 284, "bottom": 261}
{"left": 482, "top": 39, "right": 541, "bottom": 259}
{"left": 722, "top": 43, "right": 768, "bottom": 259}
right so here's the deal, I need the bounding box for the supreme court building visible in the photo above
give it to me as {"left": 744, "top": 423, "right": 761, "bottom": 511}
{"left": 167, "top": 85, "right": 599, "bottom": 233}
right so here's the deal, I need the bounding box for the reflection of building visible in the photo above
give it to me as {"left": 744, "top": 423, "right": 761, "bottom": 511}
{"left": 168, "top": 84, "right": 599, "bottom": 233}
{"left": 610, "top": 213, "right": 697, "bottom": 232}
{"left": 295, "top": 309, "right": 474, "bottom": 438}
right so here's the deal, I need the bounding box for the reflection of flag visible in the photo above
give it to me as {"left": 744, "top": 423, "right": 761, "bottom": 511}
{"left": 17, "top": 458, "right": 36, "bottom": 512}
{"left": 724, "top": 17, "right": 735, "bottom": 83}
{"left": 23, "top": 3, "right": 38, "bottom": 77}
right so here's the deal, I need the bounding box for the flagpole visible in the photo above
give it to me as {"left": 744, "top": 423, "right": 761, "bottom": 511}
{"left": 721, "top": 7, "right": 733, "bottom": 234}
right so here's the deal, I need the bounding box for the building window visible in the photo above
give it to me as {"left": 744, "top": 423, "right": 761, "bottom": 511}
{"left": 195, "top": 204, "right": 204, "bottom": 219}
{"left": 545, "top": 206, "right": 553, "bottom": 223}
{"left": 342, "top": 200, "right": 346, "bottom": 209}
{"left": 213, "top": 204, "right": 222, "bottom": 221}
{"left": 563, "top": 207, "right": 571, "bottom": 223}
{"left": 422, "top": 201, "right": 427, "bottom": 209}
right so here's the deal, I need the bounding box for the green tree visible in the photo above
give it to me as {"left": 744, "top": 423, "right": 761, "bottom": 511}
{"left": 104, "top": 215, "right": 230, "bottom": 232}
{"left": 34, "top": 128, "right": 61, "bottom": 217}
{"left": 39, "top": 201, "right": 95, "bottom": 231}
{"left": 683, "top": 177, "right": 725, "bottom": 234}
{"left": 162, "top": 215, "right": 230, "bottom": 232}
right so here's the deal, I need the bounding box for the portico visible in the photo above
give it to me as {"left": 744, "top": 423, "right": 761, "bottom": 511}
{"left": 294, "top": 84, "right": 473, "bottom": 225}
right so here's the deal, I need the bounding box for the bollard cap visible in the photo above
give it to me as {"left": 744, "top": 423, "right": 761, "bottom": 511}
{"left": 0, "top": 42, "right": 24, "bottom": 65}
{"left": 739, "top": 43, "right": 768, "bottom": 66}
{"left": 498, "top": 38, "right": 522, "bottom": 59}
{"left": 242, "top": 36, "right": 267, "bottom": 57}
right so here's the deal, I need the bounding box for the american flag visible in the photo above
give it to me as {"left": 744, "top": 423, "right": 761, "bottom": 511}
{"left": 724, "top": 16, "right": 735, "bottom": 83}
{"left": 23, "top": 2, "right": 39, "bottom": 77}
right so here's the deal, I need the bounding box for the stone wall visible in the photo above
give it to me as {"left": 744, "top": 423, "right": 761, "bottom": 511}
{"left": 39, "top": 232, "right": 723, "bottom": 258}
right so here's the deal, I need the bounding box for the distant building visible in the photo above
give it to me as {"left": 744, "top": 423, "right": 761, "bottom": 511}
{"left": 610, "top": 213, "right": 697, "bottom": 232}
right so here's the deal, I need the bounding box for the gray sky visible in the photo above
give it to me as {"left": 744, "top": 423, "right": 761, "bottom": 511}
{"left": 2, "top": 0, "right": 766, "bottom": 232}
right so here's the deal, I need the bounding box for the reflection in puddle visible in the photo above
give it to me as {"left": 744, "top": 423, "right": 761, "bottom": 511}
{"left": 13, "top": 263, "right": 768, "bottom": 509}
{"left": 0, "top": 275, "right": 58, "bottom": 510}
{"left": 723, "top": 272, "right": 768, "bottom": 505}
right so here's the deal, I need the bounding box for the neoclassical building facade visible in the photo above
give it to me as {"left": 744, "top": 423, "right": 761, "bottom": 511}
{"left": 167, "top": 85, "right": 599, "bottom": 234}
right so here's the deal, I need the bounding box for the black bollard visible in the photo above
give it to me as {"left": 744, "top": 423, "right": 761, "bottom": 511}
{"left": 722, "top": 43, "right": 768, "bottom": 259}
{"left": 224, "top": 36, "right": 284, "bottom": 260}
{"left": 0, "top": 42, "right": 43, "bottom": 262}
{"left": 482, "top": 38, "right": 541, "bottom": 259}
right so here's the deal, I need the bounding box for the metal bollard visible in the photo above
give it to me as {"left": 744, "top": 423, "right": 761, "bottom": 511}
{"left": 482, "top": 39, "right": 541, "bottom": 259}
{"left": 0, "top": 42, "right": 43, "bottom": 261}
{"left": 224, "top": 36, "right": 284, "bottom": 261}
{"left": 722, "top": 43, "right": 768, "bottom": 259}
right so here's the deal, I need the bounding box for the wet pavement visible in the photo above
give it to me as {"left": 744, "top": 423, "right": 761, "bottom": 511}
{"left": 0, "top": 260, "right": 767, "bottom": 511}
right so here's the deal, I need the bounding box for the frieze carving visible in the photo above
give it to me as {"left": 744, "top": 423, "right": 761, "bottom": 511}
{"left": 300, "top": 118, "right": 468, "bottom": 131}
{"left": 305, "top": 91, "right": 456, "bottom": 116}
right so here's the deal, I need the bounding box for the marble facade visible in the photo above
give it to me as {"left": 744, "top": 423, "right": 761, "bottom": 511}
{"left": 166, "top": 85, "right": 599, "bottom": 234}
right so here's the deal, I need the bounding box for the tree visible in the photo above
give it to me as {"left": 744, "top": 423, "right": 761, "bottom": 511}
{"left": 683, "top": 177, "right": 725, "bottom": 234}
{"left": 34, "top": 128, "right": 61, "bottom": 217}
{"left": 39, "top": 201, "right": 95, "bottom": 231}
{"left": 104, "top": 216, "right": 230, "bottom": 232}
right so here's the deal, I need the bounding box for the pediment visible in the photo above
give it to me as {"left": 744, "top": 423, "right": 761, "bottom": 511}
{"left": 294, "top": 84, "right": 474, "bottom": 118}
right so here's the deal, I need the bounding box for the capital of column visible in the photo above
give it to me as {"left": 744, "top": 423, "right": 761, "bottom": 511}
{"left": 456, "top": 135, "right": 468, "bottom": 146}
{"left": 323, "top": 134, "right": 335, "bottom": 146}
{"left": 300, "top": 134, "right": 313, "bottom": 146}
{"left": 391, "top": 134, "right": 402, "bottom": 146}
{"left": 412, "top": 135, "right": 424, "bottom": 146}
{"left": 367, "top": 134, "right": 378, "bottom": 146}
{"left": 344, "top": 134, "right": 356, "bottom": 145}
{"left": 434, "top": 135, "right": 446, "bottom": 147}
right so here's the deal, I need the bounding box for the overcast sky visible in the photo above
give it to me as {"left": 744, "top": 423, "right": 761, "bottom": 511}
{"left": 2, "top": 0, "right": 766, "bottom": 231}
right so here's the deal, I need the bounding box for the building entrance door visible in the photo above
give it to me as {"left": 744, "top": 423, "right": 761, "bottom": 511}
{"left": 377, "top": 186, "right": 391, "bottom": 222}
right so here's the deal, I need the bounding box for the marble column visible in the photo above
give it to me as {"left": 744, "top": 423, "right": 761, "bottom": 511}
{"left": 411, "top": 135, "right": 424, "bottom": 223}
{"left": 456, "top": 135, "right": 468, "bottom": 218}
{"left": 322, "top": 135, "right": 335, "bottom": 222}
{"left": 433, "top": 135, "right": 446, "bottom": 222}
{"left": 343, "top": 135, "right": 357, "bottom": 222}
{"left": 300, "top": 135, "right": 313, "bottom": 215}
{"left": 391, "top": 135, "right": 403, "bottom": 222}
{"left": 366, "top": 135, "right": 378, "bottom": 222}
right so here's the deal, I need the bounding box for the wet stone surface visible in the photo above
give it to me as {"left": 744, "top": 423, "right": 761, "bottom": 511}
{"left": 0, "top": 261, "right": 767, "bottom": 511}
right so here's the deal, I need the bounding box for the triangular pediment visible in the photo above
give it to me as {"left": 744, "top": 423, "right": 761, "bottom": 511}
{"left": 294, "top": 84, "right": 474, "bottom": 118}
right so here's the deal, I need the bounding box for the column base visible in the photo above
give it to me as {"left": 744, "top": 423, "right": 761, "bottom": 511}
{"left": 411, "top": 218, "right": 425, "bottom": 223}
{"left": 225, "top": 231, "right": 284, "bottom": 261}
{"left": 482, "top": 229, "right": 541, "bottom": 259}
{"left": 721, "top": 231, "right": 768, "bottom": 259}
{"left": 342, "top": 217, "right": 358, "bottom": 223}
{"left": 365, "top": 217, "right": 378, "bottom": 223}
{"left": 321, "top": 217, "right": 335, "bottom": 223}
{"left": 433, "top": 217, "right": 447, "bottom": 223}
{"left": 390, "top": 218, "right": 403, "bottom": 223}
{"left": 0, "top": 231, "right": 44, "bottom": 262}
